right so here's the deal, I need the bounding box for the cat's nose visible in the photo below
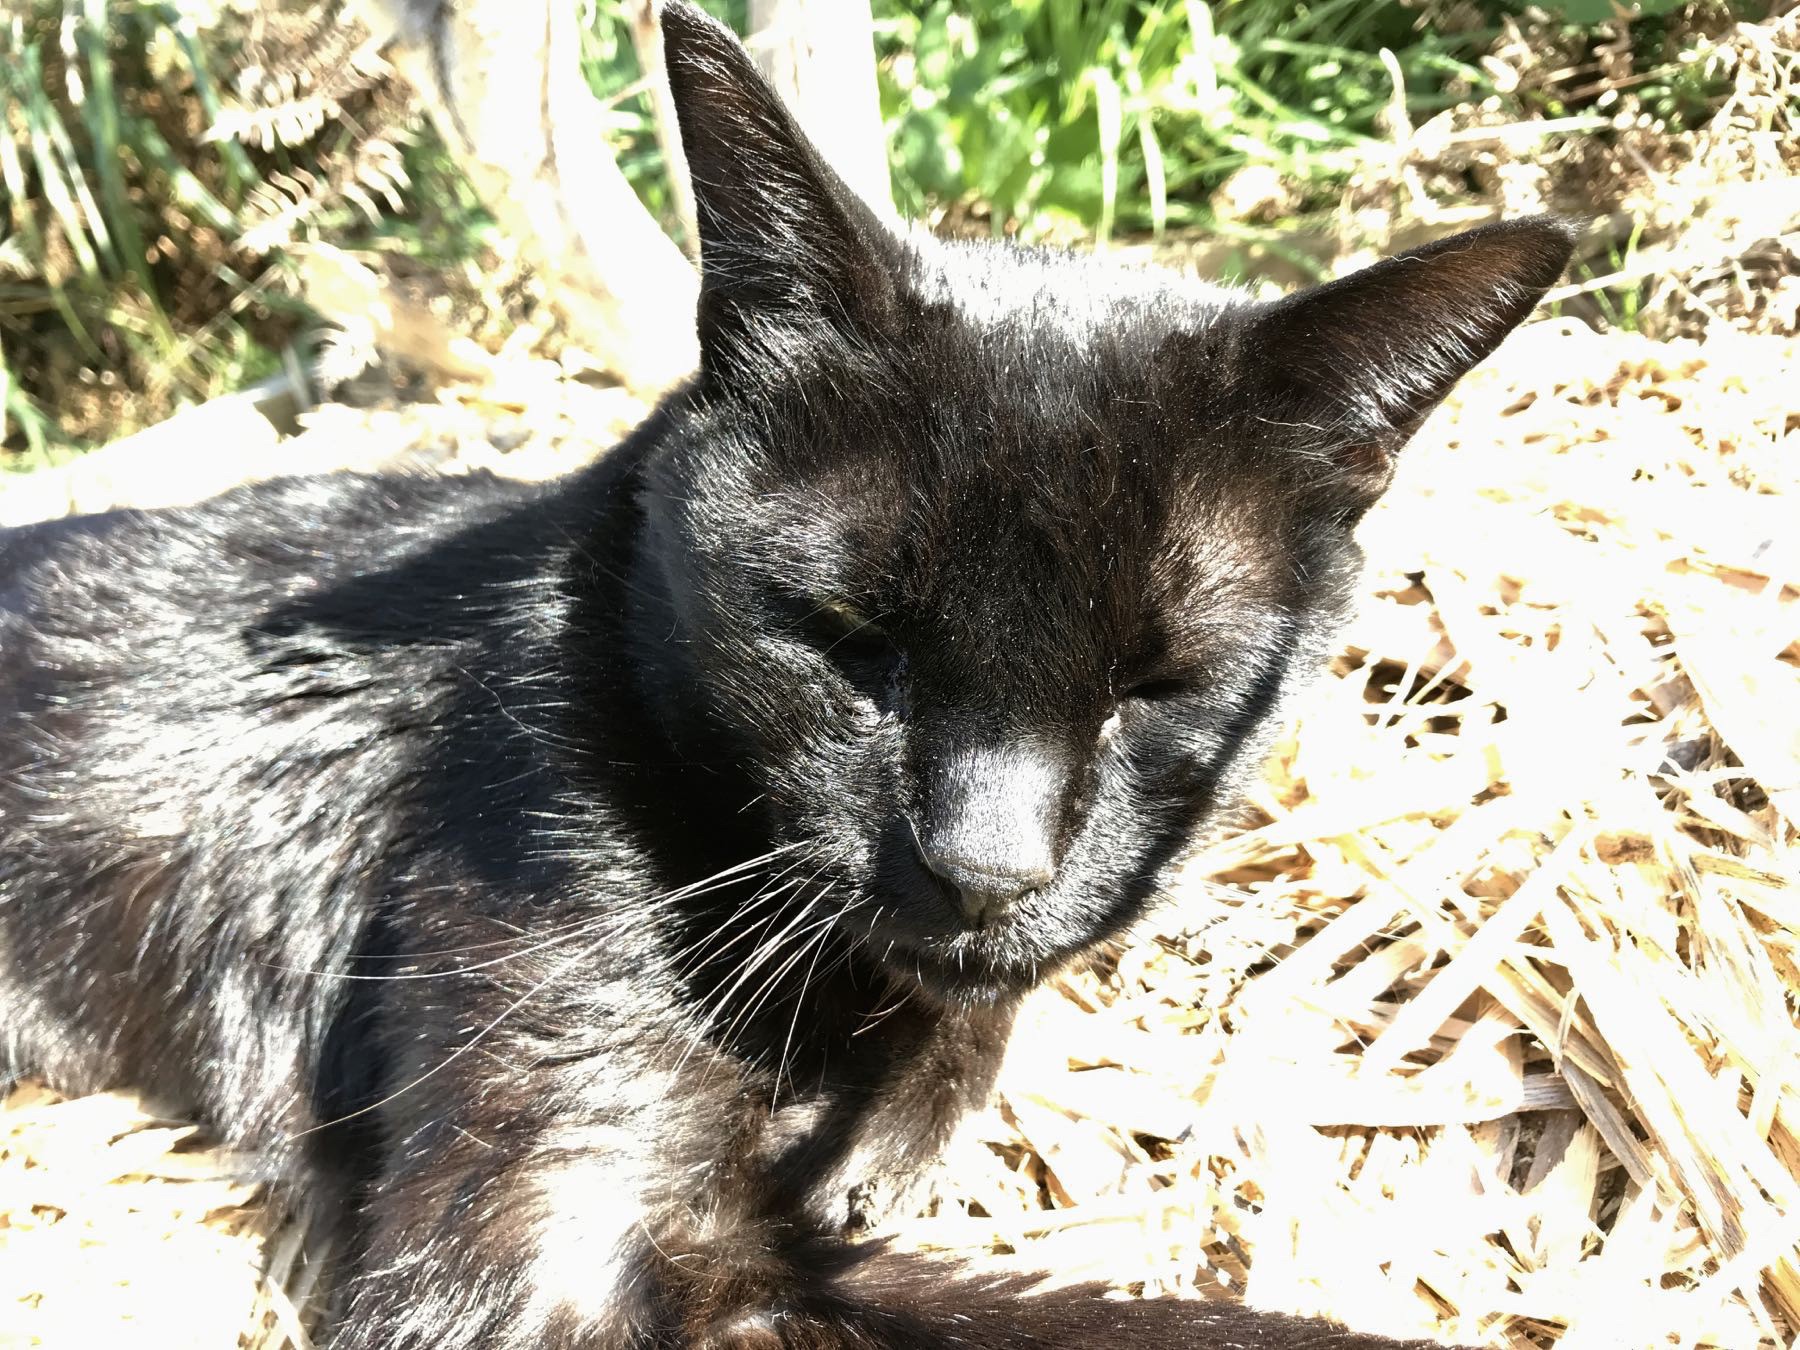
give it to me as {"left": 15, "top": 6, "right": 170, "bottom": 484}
{"left": 914, "top": 739, "right": 1070, "bottom": 929}
{"left": 920, "top": 850, "right": 1054, "bottom": 929}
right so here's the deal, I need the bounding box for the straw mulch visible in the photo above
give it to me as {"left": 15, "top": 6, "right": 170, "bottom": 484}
{"left": 0, "top": 1083, "right": 315, "bottom": 1348}
{"left": 2, "top": 317, "right": 1797, "bottom": 1347}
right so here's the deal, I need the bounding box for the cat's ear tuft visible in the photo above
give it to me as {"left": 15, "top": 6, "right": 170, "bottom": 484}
{"left": 658, "top": 0, "right": 897, "bottom": 384}
{"left": 1253, "top": 215, "right": 1578, "bottom": 508}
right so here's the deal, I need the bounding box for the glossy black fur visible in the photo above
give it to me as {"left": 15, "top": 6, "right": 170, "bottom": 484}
{"left": 0, "top": 6, "right": 1574, "bottom": 1346}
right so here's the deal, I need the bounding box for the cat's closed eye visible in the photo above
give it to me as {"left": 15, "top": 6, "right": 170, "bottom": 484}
{"left": 1120, "top": 677, "right": 1193, "bottom": 703}
{"left": 795, "top": 599, "right": 896, "bottom": 666}
{"left": 1102, "top": 677, "right": 1198, "bottom": 745}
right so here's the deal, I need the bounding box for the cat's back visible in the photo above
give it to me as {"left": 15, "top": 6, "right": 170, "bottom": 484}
{"left": 2, "top": 470, "right": 541, "bottom": 638}
{"left": 0, "top": 468, "right": 571, "bottom": 1121}
{"left": 0, "top": 469, "right": 555, "bottom": 810}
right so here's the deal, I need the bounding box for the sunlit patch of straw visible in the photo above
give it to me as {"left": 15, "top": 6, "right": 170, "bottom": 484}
{"left": 0, "top": 1081, "right": 324, "bottom": 1347}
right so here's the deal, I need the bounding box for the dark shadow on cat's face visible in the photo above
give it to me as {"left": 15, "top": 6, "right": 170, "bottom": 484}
{"left": 637, "top": 10, "right": 1577, "bottom": 1003}
{"left": 640, "top": 258, "right": 1351, "bottom": 1003}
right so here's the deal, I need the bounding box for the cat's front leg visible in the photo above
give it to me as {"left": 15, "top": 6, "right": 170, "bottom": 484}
{"left": 331, "top": 1092, "right": 1446, "bottom": 1350}
{"left": 333, "top": 1110, "right": 676, "bottom": 1350}
{"left": 784, "top": 998, "right": 1015, "bottom": 1236}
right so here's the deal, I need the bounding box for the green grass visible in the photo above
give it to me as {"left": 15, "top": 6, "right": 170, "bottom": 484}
{"left": 0, "top": 2, "right": 309, "bottom": 458}
{"left": 576, "top": 0, "right": 744, "bottom": 243}
{"left": 875, "top": 0, "right": 1506, "bottom": 241}
{"left": 871, "top": 0, "right": 1768, "bottom": 243}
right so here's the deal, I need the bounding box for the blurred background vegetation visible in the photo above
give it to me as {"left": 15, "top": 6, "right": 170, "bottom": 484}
{"left": 1, "top": 0, "right": 1794, "bottom": 468}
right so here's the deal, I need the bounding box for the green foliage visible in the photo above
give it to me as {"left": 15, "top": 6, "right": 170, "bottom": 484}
{"left": 871, "top": 0, "right": 1766, "bottom": 241}
{"left": 1570, "top": 217, "right": 1649, "bottom": 333}
{"left": 0, "top": 1, "right": 302, "bottom": 456}
{"left": 6, "top": 7, "right": 168, "bottom": 397}
{"left": 322, "top": 124, "right": 496, "bottom": 267}
{"left": 0, "top": 0, "right": 738, "bottom": 458}
{"left": 0, "top": 354, "right": 58, "bottom": 464}
{"left": 875, "top": 0, "right": 1501, "bottom": 241}
{"left": 0, "top": 0, "right": 1771, "bottom": 463}
{"left": 1606, "top": 6, "right": 1748, "bottom": 129}
{"left": 1537, "top": 0, "right": 1685, "bottom": 23}
{"left": 577, "top": 0, "right": 744, "bottom": 241}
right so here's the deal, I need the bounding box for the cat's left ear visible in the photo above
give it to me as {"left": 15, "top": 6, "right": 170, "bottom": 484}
{"left": 659, "top": 1, "right": 898, "bottom": 387}
{"left": 1251, "top": 216, "right": 1578, "bottom": 510}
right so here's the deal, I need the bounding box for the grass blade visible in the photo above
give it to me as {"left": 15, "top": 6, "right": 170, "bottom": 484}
{"left": 13, "top": 48, "right": 104, "bottom": 278}
{"left": 75, "top": 0, "right": 171, "bottom": 342}
{"left": 1087, "top": 63, "right": 1122, "bottom": 245}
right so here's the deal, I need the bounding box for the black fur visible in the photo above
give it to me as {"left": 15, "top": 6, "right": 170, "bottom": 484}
{"left": 0, "top": 5, "right": 1575, "bottom": 1345}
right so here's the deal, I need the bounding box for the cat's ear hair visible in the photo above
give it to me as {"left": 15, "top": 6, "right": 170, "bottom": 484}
{"left": 1254, "top": 216, "right": 1578, "bottom": 509}
{"left": 658, "top": 1, "right": 898, "bottom": 385}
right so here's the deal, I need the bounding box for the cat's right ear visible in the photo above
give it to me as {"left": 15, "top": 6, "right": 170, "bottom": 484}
{"left": 1245, "top": 216, "right": 1578, "bottom": 513}
{"left": 658, "top": 1, "right": 897, "bottom": 386}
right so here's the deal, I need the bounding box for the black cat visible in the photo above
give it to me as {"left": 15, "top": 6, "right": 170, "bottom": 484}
{"left": 0, "top": 5, "right": 1574, "bottom": 1346}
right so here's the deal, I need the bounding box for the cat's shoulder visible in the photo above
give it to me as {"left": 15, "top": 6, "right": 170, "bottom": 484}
{"left": 0, "top": 468, "right": 592, "bottom": 727}
{"left": 2, "top": 469, "right": 556, "bottom": 611}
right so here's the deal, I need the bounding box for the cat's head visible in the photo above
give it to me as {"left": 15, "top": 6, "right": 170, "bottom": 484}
{"left": 635, "top": 2, "right": 1574, "bottom": 1004}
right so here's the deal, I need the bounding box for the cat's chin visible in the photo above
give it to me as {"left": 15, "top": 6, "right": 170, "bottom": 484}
{"left": 866, "top": 939, "right": 1053, "bottom": 1008}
